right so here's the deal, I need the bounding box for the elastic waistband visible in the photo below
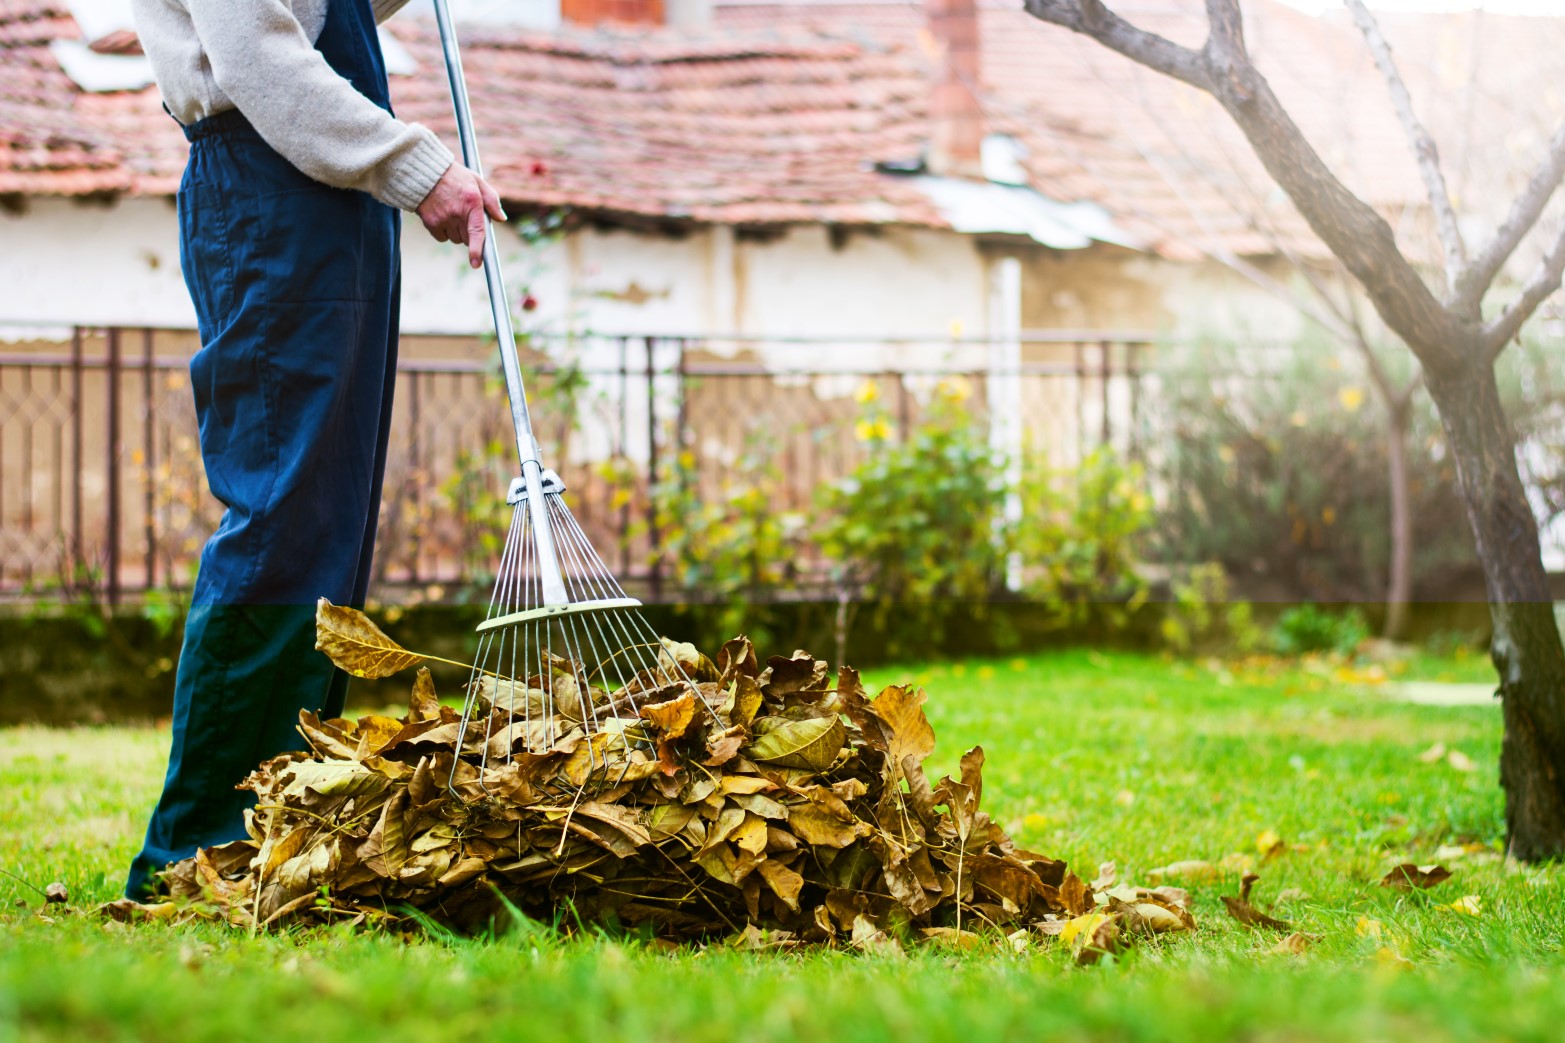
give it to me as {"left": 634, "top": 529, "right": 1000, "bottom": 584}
{"left": 182, "top": 108, "right": 255, "bottom": 143}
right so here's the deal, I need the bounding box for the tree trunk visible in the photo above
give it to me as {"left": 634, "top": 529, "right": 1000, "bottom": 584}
{"left": 1383, "top": 400, "right": 1414, "bottom": 641}
{"left": 1424, "top": 360, "right": 1565, "bottom": 860}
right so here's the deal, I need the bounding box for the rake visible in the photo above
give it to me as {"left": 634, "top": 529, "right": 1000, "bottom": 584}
{"left": 431, "top": 0, "right": 709, "bottom": 789}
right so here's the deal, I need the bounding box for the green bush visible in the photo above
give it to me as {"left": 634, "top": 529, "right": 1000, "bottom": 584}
{"left": 1159, "top": 561, "right": 1263, "bottom": 656}
{"left": 1270, "top": 603, "right": 1370, "bottom": 656}
{"left": 1015, "top": 444, "right": 1154, "bottom": 629}
{"left": 813, "top": 378, "right": 1009, "bottom": 655}
{"left": 639, "top": 435, "right": 805, "bottom": 643}
{"left": 1150, "top": 335, "right": 1476, "bottom": 601}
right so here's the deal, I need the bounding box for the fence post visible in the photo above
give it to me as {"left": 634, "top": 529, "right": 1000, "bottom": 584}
{"left": 645, "top": 336, "right": 661, "bottom": 602}
{"left": 70, "top": 327, "right": 83, "bottom": 585}
{"left": 1128, "top": 341, "right": 1142, "bottom": 464}
{"left": 617, "top": 336, "right": 630, "bottom": 579}
{"left": 1099, "top": 339, "right": 1112, "bottom": 450}
{"left": 142, "top": 328, "right": 155, "bottom": 589}
{"left": 408, "top": 369, "right": 422, "bottom": 584}
{"left": 106, "top": 326, "right": 121, "bottom": 606}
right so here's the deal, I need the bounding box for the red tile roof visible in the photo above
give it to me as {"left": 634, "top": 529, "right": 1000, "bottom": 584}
{"left": 3, "top": 0, "right": 1564, "bottom": 264}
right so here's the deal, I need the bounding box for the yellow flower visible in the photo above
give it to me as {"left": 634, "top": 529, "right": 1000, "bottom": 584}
{"left": 1338, "top": 387, "right": 1365, "bottom": 412}
{"left": 854, "top": 380, "right": 881, "bottom": 405}
{"left": 936, "top": 376, "right": 972, "bottom": 403}
{"left": 854, "top": 417, "right": 893, "bottom": 442}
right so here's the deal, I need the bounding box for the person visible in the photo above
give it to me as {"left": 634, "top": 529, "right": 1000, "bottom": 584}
{"left": 125, "top": 0, "right": 502, "bottom": 899}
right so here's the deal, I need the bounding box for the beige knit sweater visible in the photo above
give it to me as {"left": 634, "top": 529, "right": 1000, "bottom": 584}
{"left": 131, "top": 0, "right": 453, "bottom": 211}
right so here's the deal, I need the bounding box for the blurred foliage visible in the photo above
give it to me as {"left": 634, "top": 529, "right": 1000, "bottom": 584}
{"left": 636, "top": 433, "right": 807, "bottom": 643}
{"left": 1159, "top": 561, "right": 1263, "bottom": 656}
{"left": 1015, "top": 444, "right": 1154, "bottom": 631}
{"left": 1271, "top": 603, "right": 1371, "bottom": 656}
{"left": 813, "top": 378, "right": 1011, "bottom": 655}
{"left": 1149, "top": 334, "right": 1478, "bottom": 601}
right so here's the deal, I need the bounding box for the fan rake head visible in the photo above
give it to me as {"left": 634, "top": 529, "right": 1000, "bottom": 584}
{"left": 450, "top": 469, "right": 711, "bottom": 796}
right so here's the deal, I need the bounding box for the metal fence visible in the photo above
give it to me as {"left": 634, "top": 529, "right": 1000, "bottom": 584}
{"left": 0, "top": 327, "right": 1151, "bottom": 603}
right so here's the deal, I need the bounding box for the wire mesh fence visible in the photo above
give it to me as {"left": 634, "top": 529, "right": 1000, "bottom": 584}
{"left": 0, "top": 327, "right": 1152, "bottom": 604}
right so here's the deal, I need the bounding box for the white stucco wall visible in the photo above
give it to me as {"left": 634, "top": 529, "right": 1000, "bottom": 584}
{"left": 1, "top": 196, "right": 992, "bottom": 354}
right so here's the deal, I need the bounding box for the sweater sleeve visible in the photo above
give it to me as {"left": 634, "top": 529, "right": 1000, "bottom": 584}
{"left": 188, "top": 0, "right": 452, "bottom": 211}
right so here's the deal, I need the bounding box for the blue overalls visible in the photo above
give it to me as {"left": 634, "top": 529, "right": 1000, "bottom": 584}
{"left": 127, "top": 0, "right": 402, "bottom": 898}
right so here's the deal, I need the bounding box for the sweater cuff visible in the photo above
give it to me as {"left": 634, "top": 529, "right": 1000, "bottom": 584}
{"left": 382, "top": 128, "right": 454, "bottom": 212}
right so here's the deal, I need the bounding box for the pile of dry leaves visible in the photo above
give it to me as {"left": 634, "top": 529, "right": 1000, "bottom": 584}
{"left": 135, "top": 604, "right": 1196, "bottom": 953}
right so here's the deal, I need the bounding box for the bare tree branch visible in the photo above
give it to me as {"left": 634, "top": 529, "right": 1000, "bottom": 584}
{"left": 1345, "top": 0, "right": 1467, "bottom": 295}
{"left": 1455, "top": 120, "right": 1565, "bottom": 316}
{"left": 1483, "top": 222, "right": 1565, "bottom": 359}
{"left": 1022, "top": 0, "right": 1210, "bottom": 90}
{"left": 1023, "top": 0, "right": 1474, "bottom": 370}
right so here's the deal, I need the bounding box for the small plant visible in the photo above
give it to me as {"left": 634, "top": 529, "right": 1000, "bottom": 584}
{"left": 1160, "top": 561, "right": 1262, "bottom": 656}
{"left": 1015, "top": 444, "right": 1154, "bottom": 630}
{"left": 813, "top": 378, "right": 1009, "bottom": 659}
{"left": 1271, "top": 603, "right": 1370, "bottom": 656}
{"left": 637, "top": 434, "right": 806, "bottom": 641}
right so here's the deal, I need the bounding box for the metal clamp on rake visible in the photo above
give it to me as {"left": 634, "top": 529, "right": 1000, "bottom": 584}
{"left": 432, "top": 0, "right": 712, "bottom": 795}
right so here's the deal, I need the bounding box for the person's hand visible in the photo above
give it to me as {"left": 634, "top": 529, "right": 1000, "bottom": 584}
{"left": 417, "top": 163, "right": 505, "bottom": 269}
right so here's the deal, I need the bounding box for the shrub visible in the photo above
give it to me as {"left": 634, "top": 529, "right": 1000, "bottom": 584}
{"left": 1014, "top": 444, "right": 1154, "bottom": 630}
{"left": 1270, "top": 603, "right": 1370, "bottom": 656}
{"left": 813, "top": 378, "right": 1009, "bottom": 656}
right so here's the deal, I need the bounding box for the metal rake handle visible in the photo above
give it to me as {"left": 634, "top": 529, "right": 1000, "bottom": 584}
{"left": 431, "top": 0, "right": 538, "bottom": 472}
{"left": 431, "top": 0, "right": 570, "bottom": 607}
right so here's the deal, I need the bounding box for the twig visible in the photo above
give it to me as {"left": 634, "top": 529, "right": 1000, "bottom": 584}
{"left": 1345, "top": 0, "right": 1466, "bottom": 293}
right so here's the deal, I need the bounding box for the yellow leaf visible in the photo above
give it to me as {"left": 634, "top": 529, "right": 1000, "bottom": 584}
{"left": 1375, "top": 946, "right": 1413, "bottom": 969}
{"left": 1449, "top": 895, "right": 1482, "bottom": 916}
{"left": 314, "top": 599, "right": 426, "bottom": 679}
{"left": 1256, "top": 829, "right": 1284, "bottom": 857}
{"left": 743, "top": 716, "right": 845, "bottom": 771}
{"left": 1058, "top": 911, "right": 1108, "bottom": 947}
{"left": 1356, "top": 916, "right": 1383, "bottom": 939}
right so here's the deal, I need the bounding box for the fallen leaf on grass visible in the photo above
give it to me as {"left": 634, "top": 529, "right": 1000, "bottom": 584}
{"left": 1059, "top": 911, "right": 1121, "bottom": 964}
{"left": 1448, "top": 895, "right": 1483, "bottom": 916}
{"left": 1146, "top": 859, "right": 1220, "bottom": 884}
{"left": 1221, "top": 873, "right": 1291, "bottom": 932}
{"left": 1416, "top": 742, "right": 1447, "bottom": 763}
{"left": 1380, "top": 863, "right": 1452, "bottom": 890}
{"left": 97, "top": 898, "right": 179, "bottom": 923}
{"left": 1255, "top": 830, "right": 1284, "bottom": 858}
{"left": 1446, "top": 750, "right": 1478, "bottom": 773}
{"left": 1375, "top": 946, "right": 1413, "bottom": 969}
{"left": 44, "top": 882, "right": 67, "bottom": 904}
{"left": 1270, "top": 932, "right": 1316, "bottom": 955}
{"left": 1356, "top": 917, "right": 1383, "bottom": 939}
{"left": 131, "top": 629, "right": 1174, "bottom": 951}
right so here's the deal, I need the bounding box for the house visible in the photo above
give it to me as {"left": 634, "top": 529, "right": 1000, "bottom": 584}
{"left": 3, "top": 0, "right": 1563, "bottom": 596}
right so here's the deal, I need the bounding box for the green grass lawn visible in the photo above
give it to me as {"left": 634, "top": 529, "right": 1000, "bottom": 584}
{"left": 3, "top": 648, "right": 1556, "bottom": 1043}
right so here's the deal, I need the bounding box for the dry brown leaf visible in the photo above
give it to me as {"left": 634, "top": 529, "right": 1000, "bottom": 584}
{"left": 314, "top": 599, "right": 426, "bottom": 679}
{"left": 1146, "top": 859, "right": 1221, "bottom": 884}
{"left": 1379, "top": 863, "right": 1452, "bottom": 891}
{"left": 744, "top": 715, "right": 845, "bottom": 771}
{"left": 1270, "top": 932, "right": 1317, "bottom": 955}
{"left": 409, "top": 667, "right": 441, "bottom": 721}
{"left": 1221, "top": 873, "right": 1291, "bottom": 932}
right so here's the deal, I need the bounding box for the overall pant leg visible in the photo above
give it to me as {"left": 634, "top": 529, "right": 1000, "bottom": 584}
{"left": 127, "top": 122, "right": 401, "bottom": 899}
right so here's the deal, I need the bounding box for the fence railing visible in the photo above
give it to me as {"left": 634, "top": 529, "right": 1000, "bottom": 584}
{"left": 0, "top": 327, "right": 1152, "bottom": 603}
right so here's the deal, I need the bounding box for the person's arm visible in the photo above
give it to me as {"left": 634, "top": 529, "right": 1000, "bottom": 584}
{"left": 190, "top": 0, "right": 503, "bottom": 265}
{"left": 189, "top": 0, "right": 447, "bottom": 211}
